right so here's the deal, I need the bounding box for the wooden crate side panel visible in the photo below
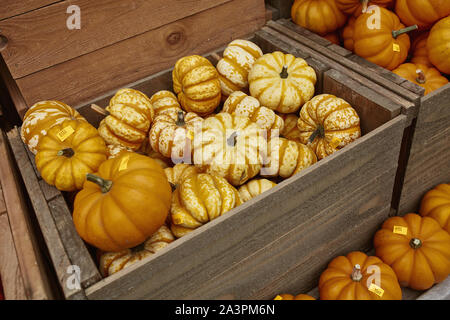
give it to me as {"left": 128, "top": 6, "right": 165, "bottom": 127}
{"left": 266, "top": 0, "right": 294, "bottom": 19}
{"left": 417, "top": 277, "right": 450, "bottom": 300}
{"left": 0, "top": 0, "right": 60, "bottom": 20}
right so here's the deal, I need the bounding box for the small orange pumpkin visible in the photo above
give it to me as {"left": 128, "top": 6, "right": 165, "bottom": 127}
{"left": 420, "top": 184, "right": 450, "bottom": 233}
{"left": 274, "top": 294, "right": 316, "bottom": 300}
{"left": 427, "top": 16, "right": 450, "bottom": 74}
{"left": 323, "top": 32, "right": 340, "bottom": 45}
{"left": 392, "top": 63, "right": 448, "bottom": 95}
{"left": 336, "top": 0, "right": 393, "bottom": 17}
{"left": 395, "top": 0, "right": 450, "bottom": 30}
{"left": 341, "top": 17, "right": 356, "bottom": 52}
{"left": 410, "top": 32, "right": 432, "bottom": 67}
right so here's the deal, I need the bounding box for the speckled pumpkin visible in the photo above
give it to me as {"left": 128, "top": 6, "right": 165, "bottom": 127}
{"left": 21, "top": 100, "right": 86, "bottom": 154}
{"left": 427, "top": 16, "right": 450, "bottom": 74}
{"left": 99, "top": 225, "right": 175, "bottom": 277}
{"left": 411, "top": 32, "right": 432, "bottom": 67}
{"left": 392, "top": 63, "right": 448, "bottom": 95}
{"left": 262, "top": 137, "right": 317, "bottom": 178}
{"left": 238, "top": 179, "right": 277, "bottom": 202}
{"left": 173, "top": 55, "right": 221, "bottom": 116}
{"left": 164, "top": 164, "right": 200, "bottom": 188}
{"left": 336, "top": 0, "right": 393, "bottom": 17}
{"left": 396, "top": 0, "right": 450, "bottom": 30}
{"left": 170, "top": 173, "right": 242, "bottom": 238}
{"left": 274, "top": 294, "right": 316, "bottom": 300}
{"left": 420, "top": 184, "right": 450, "bottom": 234}
{"left": 137, "top": 138, "right": 173, "bottom": 169}
{"left": 35, "top": 119, "right": 107, "bottom": 191}
{"left": 279, "top": 114, "right": 302, "bottom": 142}
{"left": 248, "top": 52, "right": 317, "bottom": 113}
{"left": 223, "top": 91, "right": 284, "bottom": 134}
{"left": 297, "top": 94, "right": 361, "bottom": 160}
{"left": 149, "top": 90, "right": 182, "bottom": 116}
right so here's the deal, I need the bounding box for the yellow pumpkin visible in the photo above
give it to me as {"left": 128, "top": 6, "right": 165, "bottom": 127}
{"left": 149, "top": 90, "right": 182, "bottom": 116}
{"left": 173, "top": 55, "right": 221, "bottom": 116}
{"left": 279, "top": 114, "right": 302, "bottom": 142}
{"left": 21, "top": 100, "right": 86, "bottom": 154}
{"left": 262, "top": 137, "right": 317, "bottom": 178}
{"left": 427, "top": 16, "right": 450, "bottom": 74}
{"left": 274, "top": 294, "right": 316, "bottom": 300}
{"left": 99, "top": 225, "right": 175, "bottom": 277}
{"left": 392, "top": 63, "right": 448, "bottom": 95}
{"left": 248, "top": 52, "right": 317, "bottom": 113}
{"left": 35, "top": 119, "right": 107, "bottom": 191}
{"left": 217, "top": 40, "right": 263, "bottom": 97}
{"left": 410, "top": 32, "right": 433, "bottom": 67}
{"left": 223, "top": 91, "right": 284, "bottom": 134}
{"left": 137, "top": 138, "right": 173, "bottom": 168}
{"left": 192, "top": 113, "right": 267, "bottom": 186}
{"left": 170, "top": 173, "right": 242, "bottom": 238}
{"left": 238, "top": 179, "right": 277, "bottom": 202}
{"left": 420, "top": 184, "right": 450, "bottom": 233}
{"left": 396, "top": 0, "right": 450, "bottom": 30}
{"left": 164, "top": 163, "right": 200, "bottom": 188}
{"left": 297, "top": 94, "right": 361, "bottom": 160}
{"left": 106, "top": 143, "right": 170, "bottom": 169}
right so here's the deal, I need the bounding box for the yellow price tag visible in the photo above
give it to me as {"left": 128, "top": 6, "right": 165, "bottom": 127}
{"left": 173, "top": 215, "right": 184, "bottom": 225}
{"left": 329, "top": 137, "right": 342, "bottom": 149}
{"left": 118, "top": 154, "right": 130, "bottom": 171}
{"left": 56, "top": 126, "right": 75, "bottom": 142}
{"left": 393, "top": 225, "right": 408, "bottom": 235}
{"left": 368, "top": 283, "right": 384, "bottom": 297}
{"left": 274, "top": 295, "right": 283, "bottom": 300}
{"left": 393, "top": 44, "right": 400, "bottom": 52}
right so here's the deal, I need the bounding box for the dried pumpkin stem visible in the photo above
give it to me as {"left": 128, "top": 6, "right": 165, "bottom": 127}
{"left": 280, "top": 65, "right": 289, "bottom": 79}
{"left": 57, "top": 148, "right": 75, "bottom": 158}
{"left": 416, "top": 69, "right": 426, "bottom": 84}
{"left": 392, "top": 25, "right": 418, "bottom": 39}
{"left": 176, "top": 110, "right": 186, "bottom": 126}
{"left": 227, "top": 131, "right": 239, "bottom": 147}
{"left": 410, "top": 238, "right": 422, "bottom": 249}
{"left": 351, "top": 264, "right": 363, "bottom": 282}
{"left": 90, "top": 103, "right": 109, "bottom": 116}
{"left": 308, "top": 125, "right": 325, "bottom": 143}
{"left": 86, "top": 173, "right": 113, "bottom": 193}
{"left": 361, "top": 0, "right": 369, "bottom": 13}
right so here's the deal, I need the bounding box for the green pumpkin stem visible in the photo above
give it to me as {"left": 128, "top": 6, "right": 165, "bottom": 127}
{"left": 308, "top": 125, "right": 325, "bottom": 143}
{"left": 410, "top": 238, "right": 422, "bottom": 249}
{"left": 416, "top": 69, "right": 426, "bottom": 84}
{"left": 280, "top": 65, "right": 289, "bottom": 79}
{"left": 392, "top": 25, "right": 418, "bottom": 39}
{"left": 86, "top": 173, "right": 113, "bottom": 193}
{"left": 351, "top": 264, "right": 363, "bottom": 282}
{"left": 176, "top": 110, "right": 186, "bottom": 126}
{"left": 57, "top": 148, "right": 75, "bottom": 158}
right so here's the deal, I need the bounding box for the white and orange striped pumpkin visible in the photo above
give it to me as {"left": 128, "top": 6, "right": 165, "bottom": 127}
{"left": 149, "top": 90, "right": 182, "bottom": 116}
{"left": 238, "top": 179, "right": 277, "bottom": 202}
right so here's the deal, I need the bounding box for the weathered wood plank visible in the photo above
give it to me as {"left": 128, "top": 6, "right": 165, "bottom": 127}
{"left": 0, "top": 186, "right": 6, "bottom": 215}
{"left": 265, "top": 0, "right": 294, "bottom": 19}
{"left": 417, "top": 277, "right": 450, "bottom": 300}
{"left": 39, "top": 179, "right": 60, "bottom": 202}
{"left": 0, "top": 0, "right": 61, "bottom": 21}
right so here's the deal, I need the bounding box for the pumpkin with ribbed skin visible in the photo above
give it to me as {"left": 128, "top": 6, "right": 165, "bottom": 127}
{"left": 217, "top": 40, "right": 263, "bottom": 97}
{"left": 238, "top": 179, "right": 277, "bottom": 202}
{"left": 223, "top": 91, "right": 284, "bottom": 134}
{"left": 353, "top": 7, "right": 416, "bottom": 70}
{"left": 274, "top": 294, "right": 316, "bottom": 300}
{"left": 170, "top": 173, "right": 242, "bottom": 238}
{"left": 396, "top": 0, "right": 450, "bottom": 30}
{"left": 73, "top": 153, "right": 172, "bottom": 252}
{"left": 323, "top": 32, "right": 340, "bottom": 45}
{"left": 106, "top": 143, "right": 170, "bottom": 169}
{"left": 35, "top": 120, "right": 107, "bottom": 191}
{"left": 262, "top": 137, "right": 317, "bottom": 178}
{"left": 149, "top": 90, "right": 182, "bottom": 116}
{"left": 374, "top": 213, "right": 450, "bottom": 291}
{"left": 411, "top": 32, "right": 432, "bottom": 67}
{"left": 319, "top": 251, "right": 402, "bottom": 300}
{"left": 342, "top": 17, "right": 356, "bottom": 51}
{"left": 427, "top": 16, "right": 450, "bottom": 74}
{"left": 150, "top": 110, "right": 203, "bottom": 160}
{"left": 137, "top": 138, "right": 172, "bottom": 168}
{"left": 291, "top": 0, "right": 347, "bottom": 36}
{"left": 279, "top": 114, "right": 302, "bottom": 142}
{"left": 392, "top": 63, "right": 448, "bottom": 95}
{"left": 248, "top": 52, "right": 317, "bottom": 114}
{"left": 193, "top": 113, "right": 267, "bottom": 186}
{"left": 173, "top": 55, "right": 221, "bottom": 116}
{"left": 99, "top": 225, "right": 174, "bottom": 277}
{"left": 420, "top": 184, "right": 450, "bottom": 234}
{"left": 336, "top": 0, "right": 393, "bottom": 17}
{"left": 164, "top": 164, "right": 200, "bottom": 188}
{"left": 21, "top": 101, "right": 86, "bottom": 154}
{"left": 297, "top": 94, "right": 361, "bottom": 160}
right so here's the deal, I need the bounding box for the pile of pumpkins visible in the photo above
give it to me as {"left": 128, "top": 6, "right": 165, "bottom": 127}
{"left": 275, "top": 183, "right": 450, "bottom": 300}
{"left": 291, "top": 0, "right": 450, "bottom": 95}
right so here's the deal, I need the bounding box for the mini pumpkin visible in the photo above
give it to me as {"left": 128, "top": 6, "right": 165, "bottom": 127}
{"left": 291, "top": 0, "right": 347, "bottom": 36}
{"left": 336, "top": 0, "right": 393, "bottom": 17}
{"left": 248, "top": 52, "right": 317, "bottom": 113}
{"left": 297, "top": 94, "right": 361, "bottom": 160}
{"left": 164, "top": 163, "right": 200, "bottom": 188}
{"left": 319, "top": 251, "right": 402, "bottom": 300}
{"left": 427, "top": 16, "right": 450, "bottom": 74}
{"left": 274, "top": 294, "right": 316, "bottom": 300}
{"left": 137, "top": 138, "right": 173, "bottom": 168}
{"left": 173, "top": 55, "right": 221, "bottom": 116}
{"left": 149, "top": 90, "right": 182, "bottom": 116}
{"left": 392, "top": 63, "right": 448, "bottom": 95}
{"left": 73, "top": 153, "right": 172, "bottom": 252}
{"left": 410, "top": 32, "right": 432, "bottom": 67}
{"left": 170, "top": 173, "right": 242, "bottom": 238}
{"left": 262, "top": 137, "right": 317, "bottom": 178}
{"left": 279, "top": 114, "right": 302, "bottom": 142}
{"left": 216, "top": 40, "right": 263, "bottom": 97}
{"left": 35, "top": 119, "right": 107, "bottom": 191}
{"left": 238, "top": 179, "right": 277, "bottom": 202}
{"left": 395, "top": 0, "right": 450, "bottom": 30}
{"left": 323, "top": 32, "right": 340, "bottom": 45}
{"left": 374, "top": 213, "right": 450, "bottom": 291}
{"left": 106, "top": 143, "right": 170, "bottom": 169}
{"left": 21, "top": 100, "right": 86, "bottom": 154}
{"left": 99, "top": 225, "right": 175, "bottom": 277}
{"left": 420, "top": 184, "right": 450, "bottom": 234}
{"left": 341, "top": 17, "right": 356, "bottom": 52}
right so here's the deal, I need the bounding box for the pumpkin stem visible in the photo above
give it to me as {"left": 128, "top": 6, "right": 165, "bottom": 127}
{"left": 176, "top": 110, "right": 186, "bottom": 126}
{"left": 361, "top": 0, "right": 369, "bottom": 13}
{"left": 392, "top": 25, "right": 418, "bottom": 39}
{"left": 410, "top": 238, "right": 422, "bottom": 249}
{"left": 227, "top": 131, "right": 239, "bottom": 147}
{"left": 308, "top": 125, "right": 325, "bottom": 143}
{"left": 86, "top": 173, "right": 113, "bottom": 193}
{"left": 90, "top": 103, "right": 109, "bottom": 116}
{"left": 57, "top": 148, "right": 75, "bottom": 158}
{"left": 280, "top": 65, "right": 289, "bottom": 79}
{"left": 416, "top": 69, "right": 426, "bottom": 84}
{"left": 351, "top": 264, "right": 363, "bottom": 282}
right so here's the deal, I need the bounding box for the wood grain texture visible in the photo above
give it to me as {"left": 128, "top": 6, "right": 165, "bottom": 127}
{"left": 0, "top": 186, "right": 6, "bottom": 215}
{"left": 0, "top": 0, "right": 232, "bottom": 78}
{"left": 0, "top": 0, "right": 61, "bottom": 20}
{"left": 0, "top": 56, "right": 28, "bottom": 119}
{"left": 417, "top": 277, "right": 450, "bottom": 300}
{"left": 266, "top": 0, "right": 294, "bottom": 18}
{"left": 15, "top": 0, "right": 265, "bottom": 109}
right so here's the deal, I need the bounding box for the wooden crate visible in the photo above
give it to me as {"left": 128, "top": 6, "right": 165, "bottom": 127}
{"left": 267, "top": 19, "right": 450, "bottom": 216}
{"left": 6, "top": 24, "right": 409, "bottom": 299}
{"left": 265, "top": 0, "right": 294, "bottom": 19}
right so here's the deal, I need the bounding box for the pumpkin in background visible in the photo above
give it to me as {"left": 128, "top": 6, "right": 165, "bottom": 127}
{"left": 172, "top": 55, "right": 221, "bottom": 116}
{"left": 427, "top": 16, "right": 450, "bottom": 74}
{"left": 323, "top": 32, "right": 340, "bottom": 45}
{"left": 106, "top": 143, "right": 170, "bottom": 169}
{"left": 170, "top": 173, "right": 242, "bottom": 238}
{"left": 97, "top": 88, "right": 154, "bottom": 151}
{"left": 392, "top": 63, "right": 448, "bottom": 95}
{"left": 35, "top": 119, "right": 107, "bottom": 191}
{"left": 73, "top": 153, "right": 172, "bottom": 252}
{"left": 374, "top": 213, "right": 450, "bottom": 290}
{"left": 274, "top": 294, "right": 316, "bottom": 300}
{"left": 262, "top": 137, "right": 317, "bottom": 179}
{"left": 420, "top": 184, "right": 450, "bottom": 233}
{"left": 137, "top": 138, "right": 172, "bottom": 169}
{"left": 21, "top": 101, "right": 86, "bottom": 154}
{"left": 319, "top": 251, "right": 402, "bottom": 300}
{"left": 164, "top": 163, "right": 200, "bottom": 188}
{"left": 192, "top": 113, "right": 267, "bottom": 186}
{"left": 336, "top": 0, "right": 393, "bottom": 17}
{"left": 248, "top": 52, "right": 317, "bottom": 113}
{"left": 238, "top": 179, "right": 277, "bottom": 202}
{"left": 279, "top": 114, "right": 302, "bottom": 143}
{"left": 297, "top": 94, "right": 361, "bottom": 160}
{"left": 150, "top": 109, "right": 203, "bottom": 161}
{"left": 149, "top": 90, "right": 182, "bottom": 116}
{"left": 410, "top": 32, "right": 432, "bottom": 67}
{"left": 395, "top": 0, "right": 450, "bottom": 30}
{"left": 217, "top": 40, "right": 263, "bottom": 97}
{"left": 106, "top": 144, "right": 132, "bottom": 160}
{"left": 222, "top": 91, "right": 284, "bottom": 134}
{"left": 341, "top": 17, "right": 356, "bottom": 51}
{"left": 99, "top": 225, "right": 175, "bottom": 277}
{"left": 291, "top": 0, "right": 347, "bottom": 36}
{"left": 353, "top": 7, "right": 417, "bottom": 70}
